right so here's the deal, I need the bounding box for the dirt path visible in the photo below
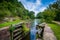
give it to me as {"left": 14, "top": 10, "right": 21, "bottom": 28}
{"left": 36, "top": 38, "right": 42, "bottom": 40}
{"left": 53, "top": 21, "right": 60, "bottom": 25}
{"left": 43, "top": 24, "right": 57, "bottom": 40}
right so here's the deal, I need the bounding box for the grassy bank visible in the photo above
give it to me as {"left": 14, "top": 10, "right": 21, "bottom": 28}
{"left": 0, "top": 19, "right": 30, "bottom": 32}
{"left": 48, "top": 23, "right": 60, "bottom": 40}
{"left": 0, "top": 19, "right": 21, "bottom": 28}
{"left": 22, "top": 23, "right": 29, "bottom": 33}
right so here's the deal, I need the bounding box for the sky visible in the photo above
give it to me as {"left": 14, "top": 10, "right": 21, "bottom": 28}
{"left": 18, "top": 0, "right": 56, "bottom": 16}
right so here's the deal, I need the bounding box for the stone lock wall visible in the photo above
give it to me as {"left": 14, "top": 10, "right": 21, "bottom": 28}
{"left": 0, "top": 27, "right": 10, "bottom": 40}
{"left": 0, "top": 23, "right": 30, "bottom": 40}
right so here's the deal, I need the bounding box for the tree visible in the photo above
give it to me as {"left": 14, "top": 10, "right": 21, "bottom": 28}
{"left": 49, "top": 0, "right": 60, "bottom": 21}
{"left": 36, "top": 12, "right": 43, "bottom": 19}
{"left": 28, "top": 11, "right": 35, "bottom": 19}
{"left": 0, "top": 0, "right": 35, "bottom": 21}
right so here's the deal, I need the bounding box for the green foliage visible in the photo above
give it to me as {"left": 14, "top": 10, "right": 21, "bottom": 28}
{"left": 43, "top": 9, "right": 56, "bottom": 22}
{"left": 9, "top": 25, "right": 15, "bottom": 32}
{"left": 36, "top": 12, "right": 43, "bottom": 19}
{"left": 22, "top": 23, "right": 29, "bottom": 33}
{"left": 37, "top": 9, "right": 56, "bottom": 22}
{"left": 55, "top": 12, "right": 60, "bottom": 21}
{"left": 37, "top": 0, "right": 60, "bottom": 22}
{"left": 28, "top": 11, "right": 35, "bottom": 19}
{"left": 0, "top": 19, "right": 20, "bottom": 28}
{"left": 0, "top": 0, "right": 35, "bottom": 21}
{"left": 49, "top": 0, "right": 60, "bottom": 21}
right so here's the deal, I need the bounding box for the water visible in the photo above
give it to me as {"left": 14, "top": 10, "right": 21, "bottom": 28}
{"left": 30, "top": 19, "right": 41, "bottom": 40}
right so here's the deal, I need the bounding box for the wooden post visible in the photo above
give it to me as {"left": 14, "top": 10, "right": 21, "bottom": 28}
{"left": 40, "top": 25, "right": 45, "bottom": 38}
{"left": 9, "top": 25, "right": 14, "bottom": 40}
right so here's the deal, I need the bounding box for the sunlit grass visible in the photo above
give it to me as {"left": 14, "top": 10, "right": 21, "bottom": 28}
{"left": 48, "top": 23, "right": 60, "bottom": 40}
{"left": 22, "top": 24, "right": 29, "bottom": 33}
{"left": 0, "top": 19, "right": 21, "bottom": 28}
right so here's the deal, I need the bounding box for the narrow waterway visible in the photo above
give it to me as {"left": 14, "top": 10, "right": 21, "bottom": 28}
{"left": 30, "top": 19, "right": 41, "bottom": 40}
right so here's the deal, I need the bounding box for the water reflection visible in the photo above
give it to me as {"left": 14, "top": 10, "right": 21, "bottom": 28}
{"left": 30, "top": 19, "right": 41, "bottom": 40}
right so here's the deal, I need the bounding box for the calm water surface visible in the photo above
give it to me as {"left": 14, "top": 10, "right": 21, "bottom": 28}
{"left": 30, "top": 19, "right": 41, "bottom": 40}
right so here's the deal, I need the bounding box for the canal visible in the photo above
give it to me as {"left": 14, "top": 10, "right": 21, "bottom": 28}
{"left": 30, "top": 19, "right": 41, "bottom": 40}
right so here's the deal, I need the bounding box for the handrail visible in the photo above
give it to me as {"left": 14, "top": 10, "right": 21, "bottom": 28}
{"left": 9, "top": 22, "right": 25, "bottom": 40}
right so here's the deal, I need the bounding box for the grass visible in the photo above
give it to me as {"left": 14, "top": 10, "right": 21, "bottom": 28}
{"left": 48, "top": 23, "right": 60, "bottom": 40}
{"left": 0, "top": 19, "right": 30, "bottom": 32}
{"left": 22, "top": 24, "right": 29, "bottom": 33}
{"left": 0, "top": 19, "right": 21, "bottom": 28}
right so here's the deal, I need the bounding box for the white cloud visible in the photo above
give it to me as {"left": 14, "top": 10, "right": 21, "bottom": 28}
{"left": 36, "top": 0, "right": 41, "bottom": 5}
{"left": 19, "top": 0, "right": 47, "bottom": 16}
{"left": 34, "top": 7, "right": 46, "bottom": 16}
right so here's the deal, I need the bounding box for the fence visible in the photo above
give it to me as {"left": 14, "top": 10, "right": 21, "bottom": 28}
{"left": 9, "top": 23, "right": 25, "bottom": 40}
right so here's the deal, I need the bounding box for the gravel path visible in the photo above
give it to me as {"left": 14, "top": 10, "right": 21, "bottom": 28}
{"left": 43, "top": 24, "right": 57, "bottom": 40}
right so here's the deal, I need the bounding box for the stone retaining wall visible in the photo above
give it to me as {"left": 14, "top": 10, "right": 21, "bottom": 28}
{"left": 0, "top": 27, "right": 10, "bottom": 40}
{"left": 0, "top": 22, "right": 30, "bottom": 40}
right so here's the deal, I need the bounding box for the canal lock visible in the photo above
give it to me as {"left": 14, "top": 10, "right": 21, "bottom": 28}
{"left": 36, "top": 23, "right": 45, "bottom": 40}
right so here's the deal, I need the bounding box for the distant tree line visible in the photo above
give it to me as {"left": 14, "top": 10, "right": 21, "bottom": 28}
{"left": 36, "top": 0, "right": 60, "bottom": 22}
{"left": 0, "top": 0, "right": 35, "bottom": 21}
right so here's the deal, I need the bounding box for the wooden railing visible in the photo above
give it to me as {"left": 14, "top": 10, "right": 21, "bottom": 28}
{"left": 9, "top": 23, "right": 25, "bottom": 40}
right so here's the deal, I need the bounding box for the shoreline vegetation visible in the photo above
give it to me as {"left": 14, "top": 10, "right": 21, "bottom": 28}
{"left": 0, "top": 0, "right": 35, "bottom": 28}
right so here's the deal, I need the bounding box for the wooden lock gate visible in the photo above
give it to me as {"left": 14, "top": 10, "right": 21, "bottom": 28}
{"left": 9, "top": 23, "right": 24, "bottom": 40}
{"left": 36, "top": 23, "right": 45, "bottom": 38}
